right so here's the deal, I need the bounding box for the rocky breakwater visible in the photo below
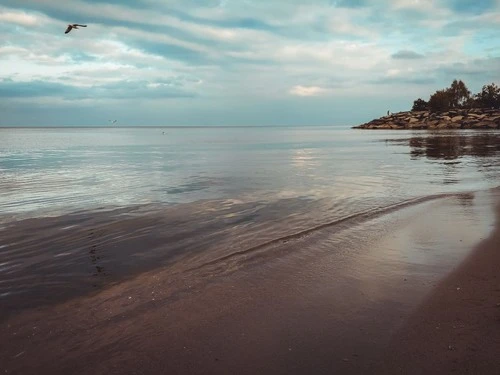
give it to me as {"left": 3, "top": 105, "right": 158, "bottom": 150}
{"left": 353, "top": 108, "right": 500, "bottom": 130}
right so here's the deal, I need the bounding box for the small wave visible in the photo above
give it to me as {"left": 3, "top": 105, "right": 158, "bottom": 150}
{"left": 188, "top": 192, "right": 470, "bottom": 272}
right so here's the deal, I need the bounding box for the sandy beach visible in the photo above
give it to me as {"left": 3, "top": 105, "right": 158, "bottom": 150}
{"left": 1, "top": 187, "right": 499, "bottom": 374}
{"left": 378, "top": 188, "right": 500, "bottom": 374}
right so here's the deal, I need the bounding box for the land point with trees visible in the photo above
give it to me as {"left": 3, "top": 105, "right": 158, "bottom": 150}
{"left": 353, "top": 79, "right": 500, "bottom": 129}
{"left": 412, "top": 80, "right": 500, "bottom": 112}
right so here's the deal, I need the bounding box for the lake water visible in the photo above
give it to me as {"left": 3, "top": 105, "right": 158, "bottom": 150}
{"left": 1, "top": 127, "right": 500, "bottom": 314}
{"left": 2, "top": 127, "right": 499, "bottom": 220}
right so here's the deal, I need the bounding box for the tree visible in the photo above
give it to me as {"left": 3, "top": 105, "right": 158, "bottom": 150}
{"left": 428, "top": 90, "right": 451, "bottom": 112}
{"left": 447, "top": 79, "right": 471, "bottom": 108}
{"left": 410, "top": 79, "right": 500, "bottom": 111}
{"left": 412, "top": 98, "right": 428, "bottom": 111}
{"left": 462, "top": 96, "right": 477, "bottom": 109}
{"left": 474, "top": 83, "right": 500, "bottom": 108}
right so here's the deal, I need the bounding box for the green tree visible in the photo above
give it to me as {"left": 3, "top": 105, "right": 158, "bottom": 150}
{"left": 474, "top": 83, "right": 500, "bottom": 108}
{"left": 412, "top": 98, "right": 428, "bottom": 111}
{"left": 447, "top": 79, "right": 471, "bottom": 108}
{"left": 428, "top": 90, "right": 451, "bottom": 112}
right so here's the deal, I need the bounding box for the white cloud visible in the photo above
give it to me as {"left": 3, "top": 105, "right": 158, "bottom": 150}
{"left": 289, "top": 85, "right": 328, "bottom": 96}
{"left": 391, "top": 0, "right": 437, "bottom": 11}
{"left": 0, "top": 9, "right": 39, "bottom": 26}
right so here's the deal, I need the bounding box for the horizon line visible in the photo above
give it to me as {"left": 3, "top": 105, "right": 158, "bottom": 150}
{"left": 0, "top": 124, "right": 349, "bottom": 129}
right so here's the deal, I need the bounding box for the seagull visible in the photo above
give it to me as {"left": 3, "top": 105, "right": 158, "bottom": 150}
{"left": 65, "top": 24, "right": 87, "bottom": 34}
{"left": 108, "top": 120, "right": 117, "bottom": 124}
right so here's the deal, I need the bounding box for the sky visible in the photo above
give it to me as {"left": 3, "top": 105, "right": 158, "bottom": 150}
{"left": 1, "top": 0, "right": 500, "bottom": 126}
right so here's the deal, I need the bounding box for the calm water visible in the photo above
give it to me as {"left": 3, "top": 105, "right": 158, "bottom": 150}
{"left": 1, "top": 127, "right": 500, "bottom": 219}
{"left": 1, "top": 127, "right": 500, "bottom": 313}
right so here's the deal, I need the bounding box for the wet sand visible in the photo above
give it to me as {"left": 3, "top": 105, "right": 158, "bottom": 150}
{"left": 378, "top": 190, "right": 500, "bottom": 374}
{"left": 1, "top": 189, "right": 500, "bottom": 374}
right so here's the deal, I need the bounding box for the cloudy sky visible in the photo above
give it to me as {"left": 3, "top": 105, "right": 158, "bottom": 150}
{"left": 1, "top": 0, "right": 500, "bottom": 126}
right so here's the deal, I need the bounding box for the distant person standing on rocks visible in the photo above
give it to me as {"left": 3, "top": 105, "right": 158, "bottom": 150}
{"left": 387, "top": 110, "right": 390, "bottom": 116}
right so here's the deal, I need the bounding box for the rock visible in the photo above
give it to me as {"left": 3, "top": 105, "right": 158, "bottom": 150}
{"left": 409, "top": 123, "right": 427, "bottom": 129}
{"left": 436, "top": 123, "right": 450, "bottom": 129}
{"left": 353, "top": 108, "right": 500, "bottom": 130}
{"left": 475, "top": 121, "right": 498, "bottom": 129}
{"left": 378, "top": 124, "right": 393, "bottom": 129}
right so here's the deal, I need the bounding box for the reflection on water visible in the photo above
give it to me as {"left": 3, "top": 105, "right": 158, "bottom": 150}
{"left": 292, "top": 149, "right": 319, "bottom": 169}
{"left": 1, "top": 128, "right": 500, "bottom": 221}
{"left": 407, "top": 133, "right": 500, "bottom": 160}
{"left": 1, "top": 128, "right": 500, "bottom": 317}
{"left": 384, "top": 131, "right": 500, "bottom": 185}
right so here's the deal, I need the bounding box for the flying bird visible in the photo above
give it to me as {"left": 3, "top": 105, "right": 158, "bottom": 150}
{"left": 108, "top": 120, "right": 117, "bottom": 124}
{"left": 65, "top": 24, "right": 87, "bottom": 34}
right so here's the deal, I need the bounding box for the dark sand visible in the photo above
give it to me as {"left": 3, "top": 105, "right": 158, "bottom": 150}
{"left": 377, "top": 191, "right": 500, "bottom": 374}
{"left": 1, "top": 189, "right": 499, "bottom": 374}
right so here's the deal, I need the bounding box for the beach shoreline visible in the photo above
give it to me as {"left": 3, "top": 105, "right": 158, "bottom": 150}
{"left": 1, "top": 187, "right": 499, "bottom": 374}
{"left": 377, "top": 187, "right": 500, "bottom": 374}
